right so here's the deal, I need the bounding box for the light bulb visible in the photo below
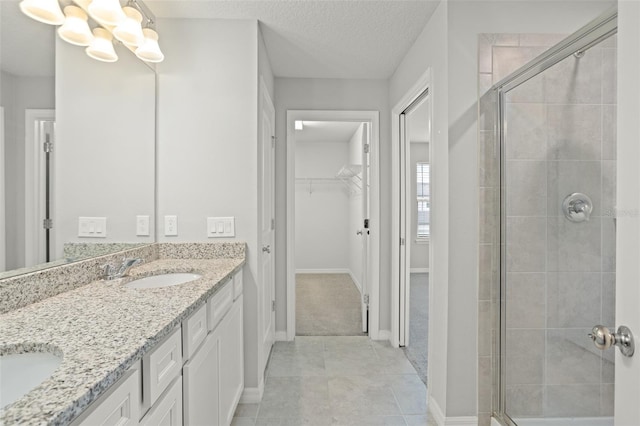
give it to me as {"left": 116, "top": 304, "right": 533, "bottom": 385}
{"left": 87, "top": 0, "right": 126, "bottom": 26}
{"left": 135, "top": 28, "right": 164, "bottom": 63}
{"left": 58, "top": 6, "right": 93, "bottom": 46}
{"left": 86, "top": 28, "right": 118, "bottom": 62}
{"left": 113, "top": 6, "right": 144, "bottom": 46}
{"left": 19, "top": 0, "right": 65, "bottom": 25}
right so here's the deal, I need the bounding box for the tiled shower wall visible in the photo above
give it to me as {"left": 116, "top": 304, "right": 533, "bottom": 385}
{"left": 477, "top": 33, "right": 617, "bottom": 422}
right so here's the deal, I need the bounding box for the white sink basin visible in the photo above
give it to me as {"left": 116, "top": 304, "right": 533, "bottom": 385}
{"left": 0, "top": 351, "right": 63, "bottom": 408}
{"left": 125, "top": 273, "right": 202, "bottom": 289}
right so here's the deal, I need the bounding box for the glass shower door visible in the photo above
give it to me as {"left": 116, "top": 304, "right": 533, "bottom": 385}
{"left": 501, "top": 33, "right": 617, "bottom": 425}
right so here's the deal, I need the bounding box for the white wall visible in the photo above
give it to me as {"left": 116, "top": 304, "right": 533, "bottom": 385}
{"left": 274, "top": 78, "right": 390, "bottom": 333}
{"left": 390, "top": 0, "right": 614, "bottom": 420}
{"left": 410, "top": 142, "right": 429, "bottom": 270}
{"left": 1, "top": 71, "right": 54, "bottom": 269}
{"left": 55, "top": 40, "right": 155, "bottom": 256}
{"left": 156, "top": 18, "right": 266, "bottom": 391}
{"left": 348, "top": 123, "right": 364, "bottom": 288}
{"left": 295, "top": 140, "right": 350, "bottom": 271}
{"left": 389, "top": 0, "right": 449, "bottom": 414}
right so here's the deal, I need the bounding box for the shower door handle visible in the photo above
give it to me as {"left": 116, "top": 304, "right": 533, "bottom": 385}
{"left": 588, "top": 325, "right": 635, "bottom": 357}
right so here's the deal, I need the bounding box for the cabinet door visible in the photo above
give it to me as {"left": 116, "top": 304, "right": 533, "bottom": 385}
{"left": 75, "top": 369, "right": 140, "bottom": 426}
{"left": 141, "top": 376, "right": 182, "bottom": 426}
{"left": 219, "top": 295, "right": 244, "bottom": 426}
{"left": 183, "top": 330, "right": 220, "bottom": 426}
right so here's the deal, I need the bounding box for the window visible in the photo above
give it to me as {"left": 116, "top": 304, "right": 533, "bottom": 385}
{"left": 417, "top": 162, "right": 430, "bottom": 239}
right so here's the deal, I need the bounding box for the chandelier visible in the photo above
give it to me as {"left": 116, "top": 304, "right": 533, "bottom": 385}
{"left": 19, "top": 0, "right": 164, "bottom": 63}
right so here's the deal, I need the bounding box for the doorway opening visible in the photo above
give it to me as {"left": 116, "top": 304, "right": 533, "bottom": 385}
{"left": 397, "top": 88, "right": 431, "bottom": 384}
{"left": 286, "top": 110, "right": 380, "bottom": 340}
{"left": 294, "top": 120, "right": 369, "bottom": 336}
{"left": 24, "top": 109, "right": 55, "bottom": 268}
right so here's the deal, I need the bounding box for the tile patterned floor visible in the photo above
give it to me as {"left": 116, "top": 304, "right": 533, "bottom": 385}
{"left": 232, "top": 336, "right": 438, "bottom": 426}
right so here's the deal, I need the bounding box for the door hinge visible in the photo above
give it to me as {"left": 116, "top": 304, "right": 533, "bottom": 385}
{"left": 363, "top": 294, "right": 370, "bottom": 305}
{"left": 43, "top": 141, "right": 53, "bottom": 153}
{"left": 364, "top": 218, "right": 369, "bottom": 229}
{"left": 271, "top": 135, "right": 276, "bottom": 148}
{"left": 400, "top": 238, "right": 405, "bottom": 246}
{"left": 43, "top": 218, "right": 53, "bottom": 229}
{"left": 272, "top": 300, "right": 276, "bottom": 312}
{"left": 271, "top": 218, "right": 275, "bottom": 230}
{"left": 364, "top": 143, "right": 370, "bottom": 154}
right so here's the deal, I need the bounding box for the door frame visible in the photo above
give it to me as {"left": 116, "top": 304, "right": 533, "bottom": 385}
{"left": 25, "top": 109, "right": 55, "bottom": 266}
{"left": 0, "top": 107, "right": 5, "bottom": 272}
{"left": 286, "top": 109, "right": 381, "bottom": 340}
{"left": 258, "top": 76, "right": 276, "bottom": 377}
{"left": 397, "top": 88, "right": 431, "bottom": 348}
{"left": 391, "top": 70, "right": 434, "bottom": 349}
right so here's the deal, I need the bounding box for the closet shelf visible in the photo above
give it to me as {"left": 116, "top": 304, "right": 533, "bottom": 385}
{"left": 336, "top": 164, "right": 362, "bottom": 192}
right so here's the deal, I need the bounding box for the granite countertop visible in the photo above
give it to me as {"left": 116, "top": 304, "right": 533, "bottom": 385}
{"left": 0, "top": 257, "right": 244, "bottom": 426}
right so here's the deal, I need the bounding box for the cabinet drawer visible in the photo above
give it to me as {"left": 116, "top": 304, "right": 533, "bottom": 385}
{"left": 182, "top": 303, "right": 207, "bottom": 362}
{"left": 233, "top": 269, "right": 243, "bottom": 301}
{"left": 140, "top": 375, "right": 182, "bottom": 426}
{"left": 208, "top": 280, "right": 233, "bottom": 331}
{"left": 143, "top": 327, "right": 182, "bottom": 411}
{"left": 74, "top": 368, "right": 140, "bottom": 426}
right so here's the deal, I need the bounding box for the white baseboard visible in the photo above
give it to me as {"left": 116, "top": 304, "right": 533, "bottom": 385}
{"left": 275, "top": 331, "right": 288, "bottom": 341}
{"left": 295, "top": 268, "right": 350, "bottom": 274}
{"left": 240, "top": 378, "right": 264, "bottom": 404}
{"left": 348, "top": 270, "right": 362, "bottom": 293}
{"left": 410, "top": 268, "right": 429, "bottom": 273}
{"left": 429, "top": 396, "right": 446, "bottom": 425}
{"left": 373, "top": 329, "right": 391, "bottom": 341}
{"left": 428, "top": 396, "right": 478, "bottom": 426}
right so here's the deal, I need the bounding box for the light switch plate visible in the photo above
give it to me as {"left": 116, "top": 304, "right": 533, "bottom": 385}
{"left": 164, "top": 215, "right": 178, "bottom": 236}
{"left": 136, "top": 215, "right": 150, "bottom": 236}
{"left": 78, "top": 217, "right": 107, "bottom": 238}
{"left": 207, "top": 217, "right": 235, "bottom": 238}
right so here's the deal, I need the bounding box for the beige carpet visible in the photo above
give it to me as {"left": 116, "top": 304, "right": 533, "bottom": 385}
{"left": 296, "top": 273, "right": 366, "bottom": 336}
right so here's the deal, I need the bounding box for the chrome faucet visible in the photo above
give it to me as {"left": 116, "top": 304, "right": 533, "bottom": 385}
{"left": 102, "top": 257, "right": 144, "bottom": 280}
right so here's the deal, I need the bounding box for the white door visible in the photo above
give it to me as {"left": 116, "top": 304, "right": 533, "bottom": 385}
{"left": 398, "top": 113, "right": 409, "bottom": 347}
{"left": 615, "top": 2, "right": 640, "bottom": 423}
{"left": 360, "top": 123, "right": 370, "bottom": 333}
{"left": 260, "top": 80, "right": 276, "bottom": 375}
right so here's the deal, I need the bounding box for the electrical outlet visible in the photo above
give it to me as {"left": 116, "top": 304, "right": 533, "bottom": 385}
{"left": 164, "top": 215, "right": 178, "bottom": 236}
{"left": 136, "top": 215, "right": 150, "bottom": 236}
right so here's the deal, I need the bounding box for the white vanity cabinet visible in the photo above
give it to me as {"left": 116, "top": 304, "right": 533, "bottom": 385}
{"left": 72, "top": 268, "right": 244, "bottom": 426}
{"left": 140, "top": 376, "right": 183, "bottom": 426}
{"left": 219, "top": 276, "right": 244, "bottom": 426}
{"left": 183, "top": 269, "right": 244, "bottom": 426}
{"left": 72, "top": 367, "right": 141, "bottom": 426}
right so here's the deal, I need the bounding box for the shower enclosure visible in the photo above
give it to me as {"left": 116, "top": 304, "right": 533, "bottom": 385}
{"left": 486, "top": 8, "right": 619, "bottom": 425}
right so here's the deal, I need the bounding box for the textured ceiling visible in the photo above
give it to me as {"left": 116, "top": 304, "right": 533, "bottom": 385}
{"left": 147, "top": 0, "right": 440, "bottom": 79}
{"left": 295, "top": 121, "right": 362, "bottom": 143}
{"left": 1, "top": 1, "right": 440, "bottom": 79}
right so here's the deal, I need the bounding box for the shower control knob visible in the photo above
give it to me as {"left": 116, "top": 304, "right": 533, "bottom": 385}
{"left": 588, "top": 325, "right": 635, "bottom": 357}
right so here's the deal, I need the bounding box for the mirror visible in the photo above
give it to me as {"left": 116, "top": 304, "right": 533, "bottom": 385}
{"left": 0, "top": 0, "right": 156, "bottom": 279}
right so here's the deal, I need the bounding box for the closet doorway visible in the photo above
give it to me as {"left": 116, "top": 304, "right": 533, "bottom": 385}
{"left": 286, "top": 110, "right": 380, "bottom": 340}
{"left": 395, "top": 85, "right": 431, "bottom": 384}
